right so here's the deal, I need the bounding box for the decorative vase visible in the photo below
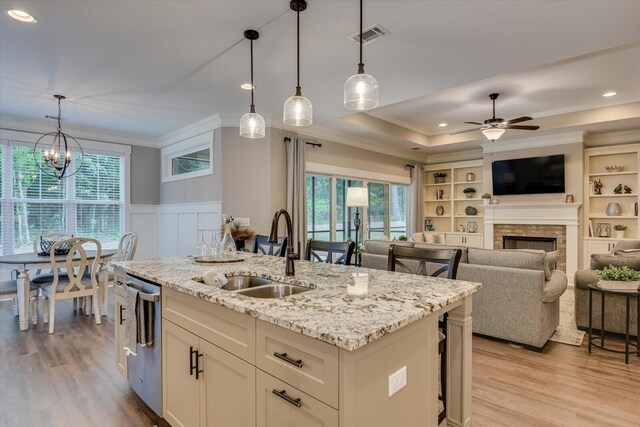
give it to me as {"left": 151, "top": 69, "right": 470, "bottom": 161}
{"left": 615, "top": 230, "right": 625, "bottom": 239}
{"left": 220, "top": 223, "right": 237, "bottom": 258}
{"left": 467, "top": 221, "right": 478, "bottom": 233}
{"left": 436, "top": 205, "right": 444, "bottom": 216}
{"left": 465, "top": 206, "right": 477, "bottom": 216}
{"left": 606, "top": 203, "right": 622, "bottom": 216}
{"left": 483, "top": 199, "right": 490, "bottom": 205}
{"left": 466, "top": 172, "right": 475, "bottom": 182}
{"left": 598, "top": 280, "right": 640, "bottom": 291}
{"left": 596, "top": 223, "right": 611, "bottom": 238}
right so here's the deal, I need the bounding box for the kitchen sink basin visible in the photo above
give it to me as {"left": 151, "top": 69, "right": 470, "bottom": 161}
{"left": 222, "top": 275, "right": 272, "bottom": 291}
{"left": 235, "top": 283, "right": 311, "bottom": 299}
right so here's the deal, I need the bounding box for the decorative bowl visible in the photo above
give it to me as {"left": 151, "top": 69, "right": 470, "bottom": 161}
{"left": 39, "top": 238, "right": 72, "bottom": 256}
{"left": 604, "top": 165, "right": 626, "bottom": 172}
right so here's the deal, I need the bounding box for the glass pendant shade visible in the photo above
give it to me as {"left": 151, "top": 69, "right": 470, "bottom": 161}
{"left": 283, "top": 95, "right": 313, "bottom": 126}
{"left": 482, "top": 127, "right": 506, "bottom": 142}
{"left": 344, "top": 73, "right": 379, "bottom": 111}
{"left": 239, "top": 112, "right": 265, "bottom": 139}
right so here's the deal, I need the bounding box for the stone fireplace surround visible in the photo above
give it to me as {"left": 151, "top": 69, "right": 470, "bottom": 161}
{"left": 484, "top": 203, "right": 581, "bottom": 284}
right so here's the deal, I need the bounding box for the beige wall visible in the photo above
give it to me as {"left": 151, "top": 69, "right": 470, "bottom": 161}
{"left": 483, "top": 142, "right": 583, "bottom": 204}
{"left": 160, "top": 127, "right": 223, "bottom": 205}
{"left": 130, "top": 145, "right": 160, "bottom": 205}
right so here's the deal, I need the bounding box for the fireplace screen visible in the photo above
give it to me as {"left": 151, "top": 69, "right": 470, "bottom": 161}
{"left": 503, "top": 236, "right": 557, "bottom": 252}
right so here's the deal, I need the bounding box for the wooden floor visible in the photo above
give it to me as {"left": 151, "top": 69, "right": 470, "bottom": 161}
{"left": 1, "top": 296, "right": 639, "bottom": 427}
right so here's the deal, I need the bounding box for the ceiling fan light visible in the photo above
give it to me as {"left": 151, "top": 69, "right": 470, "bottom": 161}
{"left": 283, "top": 95, "right": 313, "bottom": 126}
{"left": 344, "top": 73, "right": 379, "bottom": 111}
{"left": 482, "top": 128, "right": 505, "bottom": 142}
{"left": 239, "top": 112, "right": 265, "bottom": 139}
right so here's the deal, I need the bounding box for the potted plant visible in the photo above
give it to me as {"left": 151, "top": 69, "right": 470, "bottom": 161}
{"left": 481, "top": 193, "right": 491, "bottom": 205}
{"left": 614, "top": 224, "right": 627, "bottom": 239}
{"left": 433, "top": 172, "right": 447, "bottom": 184}
{"left": 597, "top": 265, "right": 640, "bottom": 291}
{"left": 463, "top": 187, "right": 476, "bottom": 199}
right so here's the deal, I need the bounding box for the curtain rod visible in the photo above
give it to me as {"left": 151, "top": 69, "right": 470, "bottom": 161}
{"left": 284, "top": 137, "right": 322, "bottom": 148}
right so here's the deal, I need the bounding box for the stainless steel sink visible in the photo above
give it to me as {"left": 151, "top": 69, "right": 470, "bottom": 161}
{"left": 222, "top": 275, "right": 272, "bottom": 291}
{"left": 235, "top": 284, "right": 311, "bottom": 299}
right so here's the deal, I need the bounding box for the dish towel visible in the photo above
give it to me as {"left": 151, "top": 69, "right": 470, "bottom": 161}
{"left": 122, "top": 284, "right": 139, "bottom": 357}
{"left": 137, "top": 296, "right": 155, "bottom": 347}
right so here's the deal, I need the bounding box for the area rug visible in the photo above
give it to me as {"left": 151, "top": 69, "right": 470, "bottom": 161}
{"left": 549, "top": 289, "right": 585, "bottom": 346}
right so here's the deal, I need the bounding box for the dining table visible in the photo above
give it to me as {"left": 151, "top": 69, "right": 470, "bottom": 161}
{"left": 0, "top": 249, "right": 116, "bottom": 331}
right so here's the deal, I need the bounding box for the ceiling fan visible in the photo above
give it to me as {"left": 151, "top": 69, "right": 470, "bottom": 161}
{"left": 450, "top": 93, "right": 540, "bottom": 142}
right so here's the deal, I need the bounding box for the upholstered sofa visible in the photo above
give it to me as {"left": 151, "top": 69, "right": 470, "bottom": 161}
{"left": 574, "top": 241, "right": 640, "bottom": 336}
{"left": 361, "top": 238, "right": 568, "bottom": 350}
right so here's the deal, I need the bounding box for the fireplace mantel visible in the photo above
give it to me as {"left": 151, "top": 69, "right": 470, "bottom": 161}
{"left": 483, "top": 202, "right": 582, "bottom": 284}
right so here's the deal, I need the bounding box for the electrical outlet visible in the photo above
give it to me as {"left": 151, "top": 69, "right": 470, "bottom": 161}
{"left": 388, "top": 366, "right": 407, "bottom": 397}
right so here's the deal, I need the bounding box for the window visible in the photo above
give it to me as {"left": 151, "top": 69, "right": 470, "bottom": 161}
{"left": 161, "top": 130, "right": 214, "bottom": 182}
{"left": 305, "top": 174, "right": 408, "bottom": 244}
{"left": 1, "top": 141, "right": 125, "bottom": 255}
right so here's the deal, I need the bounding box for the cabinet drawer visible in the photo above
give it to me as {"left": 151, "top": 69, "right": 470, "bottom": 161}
{"left": 163, "top": 287, "right": 256, "bottom": 364}
{"left": 256, "top": 321, "right": 339, "bottom": 409}
{"left": 257, "top": 370, "right": 338, "bottom": 427}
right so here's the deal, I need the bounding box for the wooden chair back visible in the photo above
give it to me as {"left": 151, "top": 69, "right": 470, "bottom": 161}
{"left": 305, "top": 240, "right": 356, "bottom": 266}
{"left": 387, "top": 245, "right": 462, "bottom": 279}
{"left": 116, "top": 232, "right": 138, "bottom": 261}
{"left": 252, "top": 235, "right": 287, "bottom": 257}
{"left": 49, "top": 238, "right": 102, "bottom": 294}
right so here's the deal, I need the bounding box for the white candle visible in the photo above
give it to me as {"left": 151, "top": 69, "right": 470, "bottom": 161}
{"left": 349, "top": 273, "right": 369, "bottom": 296}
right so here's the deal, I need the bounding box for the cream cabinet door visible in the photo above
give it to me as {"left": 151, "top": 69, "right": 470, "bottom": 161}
{"left": 464, "top": 234, "right": 484, "bottom": 248}
{"left": 114, "top": 292, "right": 128, "bottom": 379}
{"left": 163, "top": 321, "right": 200, "bottom": 427}
{"left": 257, "top": 370, "right": 338, "bottom": 427}
{"left": 199, "top": 339, "right": 256, "bottom": 427}
{"left": 445, "top": 234, "right": 465, "bottom": 246}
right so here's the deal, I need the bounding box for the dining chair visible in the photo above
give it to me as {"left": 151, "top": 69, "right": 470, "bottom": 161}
{"left": 387, "top": 245, "right": 462, "bottom": 425}
{"left": 31, "top": 231, "right": 74, "bottom": 283}
{"left": 0, "top": 277, "right": 39, "bottom": 325}
{"left": 252, "top": 235, "right": 287, "bottom": 257}
{"left": 305, "top": 240, "right": 356, "bottom": 266}
{"left": 40, "top": 237, "right": 102, "bottom": 334}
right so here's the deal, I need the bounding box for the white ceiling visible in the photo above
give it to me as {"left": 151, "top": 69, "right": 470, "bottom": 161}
{"left": 1, "top": 0, "right": 640, "bottom": 155}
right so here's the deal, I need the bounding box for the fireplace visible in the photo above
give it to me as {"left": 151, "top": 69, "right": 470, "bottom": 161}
{"left": 503, "top": 236, "right": 557, "bottom": 252}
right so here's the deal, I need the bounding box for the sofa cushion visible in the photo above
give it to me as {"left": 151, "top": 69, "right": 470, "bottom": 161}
{"left": 574, "top": 269, "right": 599, "bottom": 290}
{"left": 412, "top": 232, "right": 426, "bottom": 243}
{"left": 542, "top": 270, "right": 568, "bottom": 303}
{"left": 590, "top": 254, "right": 640, "bottom": 270}
{"left": 546, "top": 251, "right": 558, "bottom": 271}
{"left": 414, "top": 243, "right": 468, "bottom": 264}
{"left": 468, "top": 248, "right": 550, "bottom": 279}
{"left": 363, "top": 240, "right": 414, "bottom": 256}
{"left": 611, "top": 240, "right": 640, "bottom": 253}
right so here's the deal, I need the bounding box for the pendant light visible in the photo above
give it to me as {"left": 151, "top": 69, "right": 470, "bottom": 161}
{"left": 239, "top": 29, "right": 266, "bottom": 139}
{"left": 344, "top": 0, "right": 379, "bottom": 110}
{"left": 33, "top": 95, "right": 83, "bottom": 180}
{"left": 283, "top": 0, "right": 312, "bottom": 126}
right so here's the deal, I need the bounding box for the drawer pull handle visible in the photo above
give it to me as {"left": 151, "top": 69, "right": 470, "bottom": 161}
{"left": 272, "top": 389, "right": 302, "bottom": 408}
{"left": 274, "top": 352, "right": 303, "bottom": 368}
{"left": 195, "top": 351, "right": 204, "bottom": 380}
{"left": 190, "top": 346, "right": 197, "bottom": 376}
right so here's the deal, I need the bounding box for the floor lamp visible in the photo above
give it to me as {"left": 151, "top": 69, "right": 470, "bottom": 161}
{"left": 346, "top": 187, "right": 369, "bottom": 266}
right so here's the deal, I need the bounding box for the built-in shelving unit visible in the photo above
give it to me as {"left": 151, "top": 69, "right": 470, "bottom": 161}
{"left": 583, "top": 143, "right": 640, "bottom": 266}
{"left": 423, "top": 160, "right": 484, "bottom": 239}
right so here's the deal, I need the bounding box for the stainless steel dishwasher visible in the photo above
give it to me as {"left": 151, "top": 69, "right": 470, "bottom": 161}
{"left": 117, "top": 274, "right": 162, "bottom": 417}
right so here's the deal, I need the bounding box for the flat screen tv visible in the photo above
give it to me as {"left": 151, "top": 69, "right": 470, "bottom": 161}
{"left": 492, "top": 154, "right": 565, "bottom": 195}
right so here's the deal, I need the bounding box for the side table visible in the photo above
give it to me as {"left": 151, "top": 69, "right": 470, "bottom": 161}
{"left": 588, "top": 283, "right": 640, "bottom": 364}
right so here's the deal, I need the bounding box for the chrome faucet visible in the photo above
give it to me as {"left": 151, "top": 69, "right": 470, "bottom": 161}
{"left": 269, "top": 209, "right": 299, "bottom": 276}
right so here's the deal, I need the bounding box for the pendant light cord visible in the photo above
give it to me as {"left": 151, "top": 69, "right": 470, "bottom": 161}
{"left": 358, "top": 0, "right": 364, "bottom": 73}
{"left": 295, "top": 8, "right": 301, "bottom": 96}
{"left": 57, "top": 97, "right": 62, "bottom": 132}
{"left": 250, "top": 38, "right": 255, "bottom": 113}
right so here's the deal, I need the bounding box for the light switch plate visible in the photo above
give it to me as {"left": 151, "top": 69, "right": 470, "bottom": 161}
{"left": 235, "top": 217, "right": 251, "bottom": 226}
{"left": 388, "top": 366, "right": 407, "bottom": 397}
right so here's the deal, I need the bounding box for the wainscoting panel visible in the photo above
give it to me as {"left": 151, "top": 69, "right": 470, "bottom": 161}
{"left": 128, "top": 205, "right": 160, "bottom": 260}
{"left": 159, "top": 202, "right": 222, "bottom": 258}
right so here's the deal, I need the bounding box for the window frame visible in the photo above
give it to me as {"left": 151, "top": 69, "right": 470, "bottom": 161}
{"left": 161, "top": 131, "right": 214, "bottom": 183}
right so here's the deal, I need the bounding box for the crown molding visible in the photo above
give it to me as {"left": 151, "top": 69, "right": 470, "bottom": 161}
{"left": 481, "top": 131, "right": 584, "bottom": 153}
{"left": 159, "top": 114, "right": 222, "bottom": 147}
{"left": 584, "top": 129, "right": 640, "bottom": 147}
{"left": 0, "top": 113, "right": 158, "bottom": 148}
{"left": 425, "top": 149, "right": 483, "bottom": 165}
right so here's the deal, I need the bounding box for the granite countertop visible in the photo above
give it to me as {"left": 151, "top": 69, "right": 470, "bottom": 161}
{"left": 112, "top": 254, "right": 480, "bottom": 351}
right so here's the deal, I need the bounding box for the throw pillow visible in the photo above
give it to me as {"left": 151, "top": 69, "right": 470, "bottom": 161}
{"left": 546, "top": 251, "right": 559, "bottom": 271}
{"left": 590, "top": 254, "right": 640, "bottom": 270}
{"left": 425, "top": 233, "right": 446, "bottom": 245}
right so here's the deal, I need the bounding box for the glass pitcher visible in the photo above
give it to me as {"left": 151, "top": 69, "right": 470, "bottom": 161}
{"left": 220, "top": 223, "right": 236, "bottom": 259}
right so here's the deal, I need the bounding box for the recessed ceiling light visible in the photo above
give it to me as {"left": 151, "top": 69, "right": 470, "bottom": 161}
{"left": 602, "top": 91, "right": 617, "bottom": 97}
{"left": 5, "top": 9, "right": 37, "bottom": 23}
{"left": 241, "top": 83, "right": 254, "bottom": 90}
{"left": 438, "top": 123, "right": 447, "bottom": 127}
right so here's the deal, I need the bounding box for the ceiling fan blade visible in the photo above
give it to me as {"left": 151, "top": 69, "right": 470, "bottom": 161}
{"left": 506, "top": 125, "right": 540, "bottom": 130}
{"left": 464, "top": 121, "right": 483, "bottom": 125}
{"left": 507, "top": 116, "right": 533, "bottom": 124}
{"left": 450, "top": 128, "right": 481, "bottom": 135}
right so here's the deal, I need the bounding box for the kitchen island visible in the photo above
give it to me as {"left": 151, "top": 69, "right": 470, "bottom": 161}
{"left": 113, "top": 253, "right": 480, "bottom": 427}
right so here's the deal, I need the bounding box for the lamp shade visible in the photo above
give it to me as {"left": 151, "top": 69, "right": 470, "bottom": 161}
{"left": 482, "top": 127, "right": 505, "bottom": 142}
{"left": 344, "top": 73, "right": 379, "bottom": 111}
{"left": 283, "top": 95, "right": 312, "bottom": 126}
{"left": 239, "top": 112, "right": 265, "bottom": 139}
{"left": 346, "top": 187, "right": 369, "bottom": 207}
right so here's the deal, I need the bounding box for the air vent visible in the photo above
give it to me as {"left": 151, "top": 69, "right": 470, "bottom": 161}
{"left": 349, "top": 24, "right": 389, "bottom": 46}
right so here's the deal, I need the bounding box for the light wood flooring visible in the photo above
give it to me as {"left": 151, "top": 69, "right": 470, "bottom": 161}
{"left": 0, "top": 296, "right": 638, "bottom": 427}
